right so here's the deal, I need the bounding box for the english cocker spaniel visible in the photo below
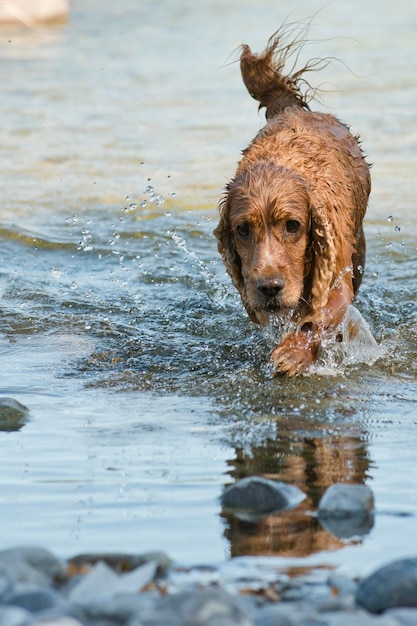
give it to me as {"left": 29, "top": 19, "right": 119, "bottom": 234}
{"left": 214, "top": 27, "right": 371, "bottom": 376}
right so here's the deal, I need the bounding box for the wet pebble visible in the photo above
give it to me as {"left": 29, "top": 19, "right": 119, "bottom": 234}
{"left": 0, "top": 605, "right": 32, "bottom": 626}
{"left": 221, "top": 476, "right": 305, "bottom": 520}
{"left": 3, "top": 587, "right": 63, "bottom": 613}
{"left": 0, "top": 548, "right": 66, "bottom": 587}
{"left": 356, "top": 557, "right": 417, "bottom": 614}
{"left": 318, "top": 483, "right": 375, "bottom": 538}
{"left": 136, "top": 587, "right": 252, "bottom": 626}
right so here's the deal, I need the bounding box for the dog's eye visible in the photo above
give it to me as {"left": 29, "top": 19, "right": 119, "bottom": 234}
{"left": 286, "top": 220, "right": 301, "bottom": 234}
{"left": 236, "top": 222, "right": 251, "bottom": 239}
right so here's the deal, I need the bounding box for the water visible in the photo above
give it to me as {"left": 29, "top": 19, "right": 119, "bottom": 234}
{"left": 1, "top": 0, "right": 417, "bottom": 581}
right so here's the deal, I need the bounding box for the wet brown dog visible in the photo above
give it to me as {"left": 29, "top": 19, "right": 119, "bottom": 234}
{"left": 214, "top": 27, "right": 371, "bottom": 376}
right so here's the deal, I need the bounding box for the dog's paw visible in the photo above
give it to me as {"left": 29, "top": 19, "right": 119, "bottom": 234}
{"left": 271, "top": 329, "right": 320, "bottom": 377}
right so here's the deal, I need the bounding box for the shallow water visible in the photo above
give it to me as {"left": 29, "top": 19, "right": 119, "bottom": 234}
{"left": 1, "top": 0, "right": 417, "bottom": 581}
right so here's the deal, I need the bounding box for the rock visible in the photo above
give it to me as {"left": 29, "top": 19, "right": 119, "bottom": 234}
{"left": 319, "top": 484, "right": 374, "bottom": 517}
{"left": 221, "top": 477, "right": 305, "bottom": 521}
{"left": 70, "top": 592, "right": 156, "bottom": 626}
{"left": 68, "top": 560, "right": 157, "bottom": 606}
{"left": 0, "top": 605, "right": 32, "bottom": 626}
{"left": 0, "top": 547, "right": 67, "bottom": 586}
{"left": 4, "top": 587, "right": 62, "bottom": 613}
{"left": 318, "top": 484, "right": 374, "bottom": 538}
{"left": 0, "top": 398, "right": 29, "bottom": 432}
{"left": 253, "top": 602, "right": 309, "bottom": 625}
{"left": 139, "top": 587, "right": 252, "bottom": 626}
{"left": 356, "top": 557, "right": 417, "bottom": 614}
{"left": 0, "top": 565, "right": 13, "bottom": 600}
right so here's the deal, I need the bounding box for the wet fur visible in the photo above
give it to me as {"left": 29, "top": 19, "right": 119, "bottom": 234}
{"left": 214, "top": 26, "right": 371, "bottom": 376}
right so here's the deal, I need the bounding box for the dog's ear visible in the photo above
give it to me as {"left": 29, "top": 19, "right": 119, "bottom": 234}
{"left": 213, "top": 195, "right": 244, "bottom": 293}
{"left": 309, "top": 199, "right": 357, "bottom": 316}
{"left": 309, "top": 203, "right": 338, "bottom": 314}
{"left": 214, "top": 196, "right": 261, "bottom": 323}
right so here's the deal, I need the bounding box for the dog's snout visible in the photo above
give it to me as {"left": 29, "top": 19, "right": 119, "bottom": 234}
{"left": 256, "top": 277, "right": 285, "bottom": 299}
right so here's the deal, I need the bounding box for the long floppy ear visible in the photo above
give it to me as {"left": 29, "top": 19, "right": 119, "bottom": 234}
{"left": 214, "top": 195, "right": 261, "bottom": 323}
{"left": 309, "top": 203, "right": 338, "bottom": 315}
{"left": 213, "top": 195, "right": 244, "bottom": 293}
{"left": 309, "top": 200, "right": 356, "bottom": 316}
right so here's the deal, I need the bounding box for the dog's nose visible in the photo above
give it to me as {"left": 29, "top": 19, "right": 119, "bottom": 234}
{"left": 256, "top": 277, "right": 285, "bottom": 298}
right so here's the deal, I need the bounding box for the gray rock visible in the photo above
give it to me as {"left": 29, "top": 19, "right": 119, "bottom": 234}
{"left": 318, "top": 484, "right": 374, "bottom": 518}
{"left": 0, "top": 548, "right": 67, "bottom": 586}
{"left": 68, "top": 560, "right": 157, "bottom": 606}
{"left": 253, "top": 603, "right": 311, "bottom": 626}
{"left": 0, "top": 565, "right": 13, "bottom": 600}
{"left": 0, "top": 606, "right": 32, "bottom": 626}
{"left": 4, "top": 587, "right": 62, "bottom": 613}
{"left": 318, "top": 484, "right": 374, "bottom": 538}
{"left": 221, "top": 476, "right": 305, "bottom": 521}
{"left": 356, "top": 557, "right": 417, "bottom": 614}
{"left": 70, "top": 591, "right": 156, "bottom": 625}
{"left": 141, "top": 587, "right": 252, "bottom": 626}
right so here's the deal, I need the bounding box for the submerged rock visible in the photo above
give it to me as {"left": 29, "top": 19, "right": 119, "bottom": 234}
{"left": 221, "top": 476, "right": 305, "bottom": 521}
{"left": 0, "top": 398, "right": 29, "bottom": 432}
{"left": 356, "top": 557, "right": 417, "bottom": 614}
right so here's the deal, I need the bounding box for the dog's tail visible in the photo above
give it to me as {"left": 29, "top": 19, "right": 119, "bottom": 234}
{"left": 240, "top": 26, "right": 315, "bottom": 118}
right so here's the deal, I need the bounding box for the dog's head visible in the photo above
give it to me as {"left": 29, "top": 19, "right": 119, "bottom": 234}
{"left": 214, "top": 163, "right": 337, "bottom": 323}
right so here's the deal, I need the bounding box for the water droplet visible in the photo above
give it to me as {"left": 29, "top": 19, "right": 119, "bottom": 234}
{"left": 145, "top": 185, "right": 154, "bottom": 196}
{"left": 50, "top": 267, "right": 63, "bottom": 278}
{"left": 129, "top": 203, "right": 137, "bottom": 210}
{"left": 78, "top": 228, "right": 93, "bottom": 251}
{"left": 394, "top": 225, "right": 401, "bottom": 232}
{"left": 155, "top": 194, "right": 164, "bottom": 206}
{"left": 387, "top": 215, "right": 393, "bottom": 222}
{"left": 70, "top": 281, "right": 78, "bottom": 290}
{"left": 140, "top": 200, "right": 148, "bottom": 208}
{"left": 357, "top": 265, "right": 364, "bottom": 274}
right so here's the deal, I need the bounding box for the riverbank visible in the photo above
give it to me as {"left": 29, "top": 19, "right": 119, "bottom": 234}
{"left": 1, "top": 546, "right": 417, "bottom": 626}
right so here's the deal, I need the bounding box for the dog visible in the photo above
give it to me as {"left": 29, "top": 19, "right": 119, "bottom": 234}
{"left": 214, "top": 27, "right": 371, "bottom": 376}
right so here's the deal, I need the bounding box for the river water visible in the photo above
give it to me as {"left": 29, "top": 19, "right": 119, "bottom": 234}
{"left": 1, "top": 0, "right": 417, "bottom": 582}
